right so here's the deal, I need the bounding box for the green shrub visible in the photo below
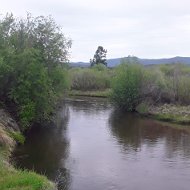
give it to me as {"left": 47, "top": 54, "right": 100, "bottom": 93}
{"left": 69, "top": 67, "right": 111, "bottom": 91}
{"left": 92, "top": 63, "right": 107, "bottom": 71}
{"left": 136, "top": 102, "right": 149, "bottom": 114}
{"left": 178, "top": 76, "right": 190, "bottom": 104}
{"left": 141, "top": 67, "right": 167, "bottom": 103}
{"left": 0, "top": 14, "right": 71, "bottom": 129}
{"left": 111, "top": 63, "right": 143, "bottom": 111}
{"left": 160, "top": 63, "right": 190, "bottom": 104}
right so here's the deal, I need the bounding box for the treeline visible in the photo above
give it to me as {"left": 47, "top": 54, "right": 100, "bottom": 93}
{"left": 69, "top": 61, "right": 190, "bottom": 111}
{"left": 0, "top": 14, "right": 71, "bottom": 129}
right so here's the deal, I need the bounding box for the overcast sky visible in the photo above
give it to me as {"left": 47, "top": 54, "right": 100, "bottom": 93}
{"left": 1, "top": 0, "right": 190, "bottom": 62}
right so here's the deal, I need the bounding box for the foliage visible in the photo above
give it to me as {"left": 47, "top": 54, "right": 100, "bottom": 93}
{"left": 159, "top": 63, "right": 190, "bottom": 104}
{"left": 69, "top": 67, "right": 112, "bottom": 91}
{"left": 111, "top": 62, "right": 143, "bottom": 111}
{"left": 140, "top": 67, "right": 166, "bottom": 103}
{"left": 69, "top": 89, "right": 111, "bottom": 98}
{"left": 136, "top": 102, "right": 149, "bottom": 114}
{"left": 111, "top": 61, "right": 190, "bottom": 111}
{"left": 0, "top": 145, "right": 54, "bottom": 190}
{"left": 92, "top": 63, "right": 107, "bottom": 71}
{"left": 121, "top": 55, "right": 139, "bottom": 64}
{"left": 8, "top": 131, "right": 25, "bottom": 144}
{"left": 0, "top": 13, "right": 71, "bottom": 129}
{"left": 90, "top": 46, "right": 107, "bottom": 66}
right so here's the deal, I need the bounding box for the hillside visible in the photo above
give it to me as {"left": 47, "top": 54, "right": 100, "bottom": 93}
{"left": 70, "top": 56, "right": 190, "bottom": 68}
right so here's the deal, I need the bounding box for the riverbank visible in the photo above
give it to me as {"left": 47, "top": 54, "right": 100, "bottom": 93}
{"left": 0, "top": 109, "right": 55, "bottom": 190}
{"left": 71, "top": 90, "right": 190, "bottom": 125}
{"left": 69, "top": 89, "right": 111, "bottom": 98}
{"left": 150, "top": 104, "right": 190, "bottom": 125}
{"left": 137, "top": 103, "right": 190, "bottom": 125}
{"left": 68, "top": 92, "right": 190, "bottom": 126}
{"left": 12, "top": 97, "right": 190, "bottom": 190}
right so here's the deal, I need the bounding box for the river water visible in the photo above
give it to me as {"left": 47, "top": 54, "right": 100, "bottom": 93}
{"left": 13, "top": 97, "right": 190, "bottom": 190}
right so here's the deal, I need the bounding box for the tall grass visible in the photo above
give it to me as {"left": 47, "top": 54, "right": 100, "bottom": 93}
{"left": 69, "top": 64, "right": 113, "bottom": 91}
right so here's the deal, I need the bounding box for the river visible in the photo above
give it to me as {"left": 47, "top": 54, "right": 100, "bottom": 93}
{"left": 13, "top": 97, "right": 190, "bottom": 190}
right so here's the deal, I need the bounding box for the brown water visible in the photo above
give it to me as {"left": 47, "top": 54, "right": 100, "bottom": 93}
{"left": 13, "top": 97, "right": 190, "bottom": 190}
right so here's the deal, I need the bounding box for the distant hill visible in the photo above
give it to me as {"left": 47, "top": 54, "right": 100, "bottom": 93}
{"left": 69, "top": 62, "right": 90, "bottom": 68}
{"left": 70, "top": 56, "right": 190, "bottom": 68}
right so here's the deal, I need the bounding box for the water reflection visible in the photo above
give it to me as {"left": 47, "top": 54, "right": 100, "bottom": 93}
{"left": 65, "top": 97, "right": 111, "bottom": 115}
{"left": 109, "top": 109, "right": 190, "bottom": 160}
{"left": 13, "top": 106, "right": 71, "bottom": 189}
{"left": 13, "top": 98, "right": 190, "bottom": 190}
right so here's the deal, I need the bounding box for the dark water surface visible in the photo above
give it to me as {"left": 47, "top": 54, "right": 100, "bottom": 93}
{"left": 13, "top": 97, "right": 190, "bottom": 190}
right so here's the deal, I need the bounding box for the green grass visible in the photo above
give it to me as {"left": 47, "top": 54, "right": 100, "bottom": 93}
{"left": 8, "top": 131, "right": 25, "bottom": 144}
{"left": 153, "top": 113, "right": 190, "bottom": 125}
{"left": 0, "top": 166, "right": 54, "bottom": 190}
{"left": 0, "top": 146, "right": 55, "bottom": 190}
{"left": 134, "top": 103, "right": 190, "bottom": 126}
{"left": 145, "top": 104, "right": 190, "bottom": 125}
{"left": 136, "top": 102, "right": 149, "bottom": 114}
{"left": 69, "top": 89, "right": 111, "bottom": 98}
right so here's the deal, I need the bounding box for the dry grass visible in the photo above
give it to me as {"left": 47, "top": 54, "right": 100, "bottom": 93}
{"left": 0, "top": 124, "right": 15, "bottom": 150}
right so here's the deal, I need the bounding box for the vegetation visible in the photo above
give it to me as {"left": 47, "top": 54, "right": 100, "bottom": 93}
{"left": 148, "top": 104, "right": 190, "bottom": 125}
{"left": 0, "top": 13, "right": 71, "bottom": 129}
{"left": 0, "top": 146, "right": 54, "bottom": 190}
{"left": 90, "top": 46, "right": 107, "bottom": 66}
{"left": 0, "top": 13, "right": 70, "bottom": 188}
{"left": 8, "top": 131, "right": 25, "bottom": 144}
{"left": 111, "top": 63, "right": 143, "bottom": 111}
{"left": 69, "top": 64, "right": 112, "bottom": 91}
{"left": 1, "top": 11, "right": 190, "bottom": 190}
{"left": 0, "top": 164, "right": 54, "bottom": 190}
{"left": 69, "top": 89, "right": 111, "bottom": 98}
{"left": 69, "top": 59, "right": 190, "bottom": 125}
{"left": 110, "top": 59, "right": 190, "bottom": 124}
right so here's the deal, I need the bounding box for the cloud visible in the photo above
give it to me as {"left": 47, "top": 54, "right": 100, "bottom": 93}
{"left": 1, "top": 0, "right": 190, "bottom": 61}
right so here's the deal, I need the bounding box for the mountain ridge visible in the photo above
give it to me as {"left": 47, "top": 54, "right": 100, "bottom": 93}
{"left": 70, "top": 56, "right": 190, "bottom": 68}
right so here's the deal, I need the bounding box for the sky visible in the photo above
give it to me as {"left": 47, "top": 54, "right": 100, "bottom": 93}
{"left": 1, "top": 0, "right": 190, "bottom": 62}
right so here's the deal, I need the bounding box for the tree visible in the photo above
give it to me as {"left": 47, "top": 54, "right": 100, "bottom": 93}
{"left": 0, "top": 13, "right": 71, "bottom": 128}
{"left": 90, "top": 46, "right": 107, "bottom": 67}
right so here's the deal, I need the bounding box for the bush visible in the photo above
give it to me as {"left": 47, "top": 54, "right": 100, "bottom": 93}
{"left": 159, "top": 63, "right": 190, "bottom": 104}
{"left": 141, "top": 67, "right": 167, "bottom": 103}
{"left": 111, "top": 63, "right": 143, "bottom": 111}
{"left": 0, "top": 14, "right": 71, "bottom": 129}
{"left": 69, "top": 67, "right": 111, "bottom": 91}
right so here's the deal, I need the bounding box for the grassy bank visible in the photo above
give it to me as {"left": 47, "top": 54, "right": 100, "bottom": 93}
{"left": 0, "top": 123, "right": 55, "bottom": 190}
{"left": 149, "top": 104, "right": 190, "bottom": 125}
{"left": 69, "top": 89, "right": 111, "bottom": 98}
{"left": 136, "top": 103, "right": 190, "bottom": 125}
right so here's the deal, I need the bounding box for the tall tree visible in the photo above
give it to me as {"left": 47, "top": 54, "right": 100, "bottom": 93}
{"left": 90, "top": 46, "right": 107, "bottom": 66}
{"left": 0, "top": 13, "right": 71, "bottom": 128}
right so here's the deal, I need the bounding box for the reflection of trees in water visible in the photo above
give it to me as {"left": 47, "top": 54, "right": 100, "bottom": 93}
{"left": 65, "top": 98, "right": 111, "bottom": 115}
{"left": 163, "top": 129, "right": 190, "bottom": 160}
{"left": 14, "top": 105, "right": 71, "bottom": 190}
{"left": 109, "top": 109, "right": 190, "bottom": 159}
{"left": 55, "top": 167, "right": 71, "bottom": 190}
